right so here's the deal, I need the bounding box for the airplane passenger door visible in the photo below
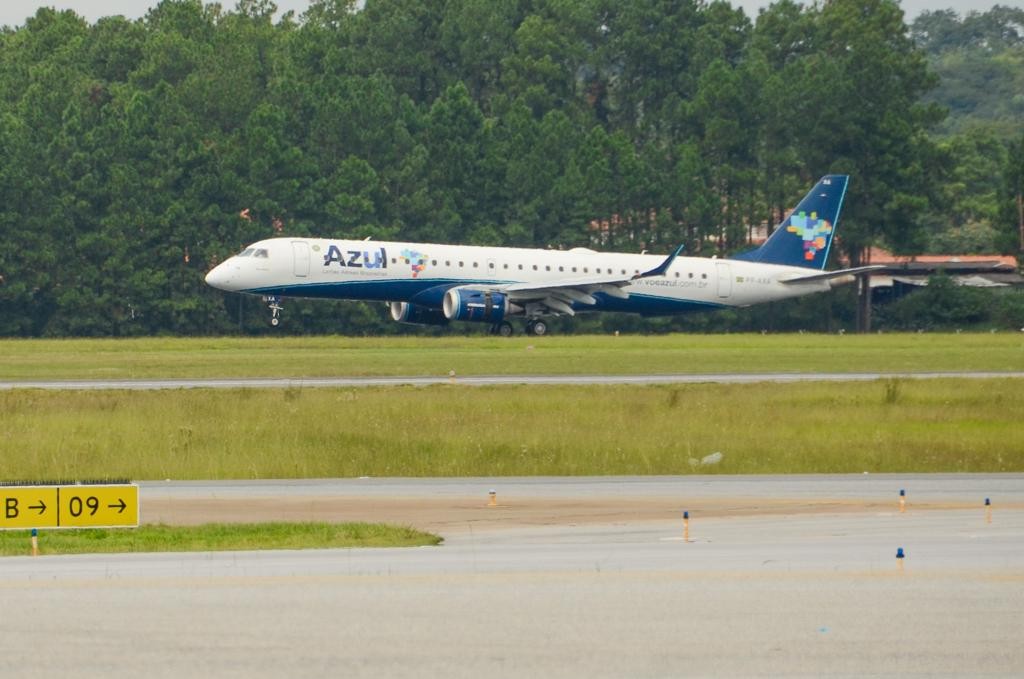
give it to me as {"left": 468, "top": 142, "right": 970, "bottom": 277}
{"left": 716, "top": 262, "right": 732, "bottom": 298}
{"left": 292, "top": 241, "right": 310, "bottom": 278}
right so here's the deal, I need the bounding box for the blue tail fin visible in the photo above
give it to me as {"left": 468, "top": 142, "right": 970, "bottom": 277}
{"left": 733, "top": 175, "right": 848, "bottom": 270}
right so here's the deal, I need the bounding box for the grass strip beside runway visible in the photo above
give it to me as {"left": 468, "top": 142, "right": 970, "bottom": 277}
{"left": 2, "top": 379, "right": 1022, "bottom": 478}
{"left": 0, "top": 522, "right": 442, "bottom": 556}
{"left": 2, "top": 333, "right": 1022, "bottom": 380}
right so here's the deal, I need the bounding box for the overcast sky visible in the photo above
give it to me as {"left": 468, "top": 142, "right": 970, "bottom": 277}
{"left": 1, "top": 0, "right": 1022, "bottom": 28}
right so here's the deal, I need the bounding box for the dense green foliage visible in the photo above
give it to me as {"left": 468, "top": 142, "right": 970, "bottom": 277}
{"left": 912, "top": 5, "right": 1024, "bottom": 137}
{"left": 876, "top": 275, "right": 1024, "bottom": 331}
{"left": 0, "top": 1, "right": 1019, "bottom": 336}
{"left": 910, "top": 6, "right": 1024, "bottom": 255}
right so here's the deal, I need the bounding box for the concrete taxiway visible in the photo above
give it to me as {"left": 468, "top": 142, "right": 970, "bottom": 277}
{"left": 2, "top": 371, "right": 1023, "bottom": 390}
{"left": 2, "top": 475, "right": 1022, "bottom": 678}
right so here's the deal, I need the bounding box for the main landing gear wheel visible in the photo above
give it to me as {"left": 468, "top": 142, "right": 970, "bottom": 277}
{"left": 525, "top": 319, "right": 547, "bottom": 336}
{"left": 491, "top": 321, "right": 514, "bottom": 337}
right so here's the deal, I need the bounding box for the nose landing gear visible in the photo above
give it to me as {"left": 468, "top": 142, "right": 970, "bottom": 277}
{"left": 263, "top": 295, "right": 283, "bottom": 326}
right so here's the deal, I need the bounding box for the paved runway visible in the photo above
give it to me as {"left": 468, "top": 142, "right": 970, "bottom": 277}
{"left": 2, "top": 475, "right": 1022, "bottom": 677}
{"left": 2, "top": 371, "right": 1023, "bottom": 390}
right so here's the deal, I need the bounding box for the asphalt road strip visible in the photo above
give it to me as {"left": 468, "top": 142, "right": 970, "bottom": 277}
{"left": 3, "top": 371, "right": 1023, "bottom": 390}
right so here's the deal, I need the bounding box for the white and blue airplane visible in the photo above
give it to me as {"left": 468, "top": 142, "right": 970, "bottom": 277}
{"left": 205, "top": 175, "right": 879, "bottom": 335}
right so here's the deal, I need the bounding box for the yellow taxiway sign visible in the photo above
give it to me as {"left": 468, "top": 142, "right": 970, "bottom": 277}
{"left": 1, "top": 484, "right": 138, "bottom": 529}
{"left": 1, "top": 487, "right": 57, "bottom": 529}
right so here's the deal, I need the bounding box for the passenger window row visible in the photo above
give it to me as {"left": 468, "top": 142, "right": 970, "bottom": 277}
{"left": 384, "top": 255, "right": 708, "bottom": 279}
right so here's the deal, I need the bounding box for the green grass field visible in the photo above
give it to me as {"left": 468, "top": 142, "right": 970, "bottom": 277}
{"left": 1, "top": 333, "right": 1022, "bottom": 380}
{"left": 2, "top": 379, "right": 1021, "bottom": 478}
{"left": 0, "top": 522, "right": 442, "bottom": 556}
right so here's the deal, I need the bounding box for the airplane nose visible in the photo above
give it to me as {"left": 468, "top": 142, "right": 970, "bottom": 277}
{"left": 205, "top": 262, "right": 234, "bottom": 290}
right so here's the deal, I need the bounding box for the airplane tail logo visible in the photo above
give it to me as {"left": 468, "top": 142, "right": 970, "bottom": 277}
{"left": 733, "top": 175, "right": 848, "bottom": 270}
{"left": 787, "top": 211, "right": 833, "bottom": 262}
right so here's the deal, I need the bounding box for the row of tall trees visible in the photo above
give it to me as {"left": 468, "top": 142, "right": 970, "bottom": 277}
{"left": 910, "top": 6, "right": 1024, "bottom": 255}
{"left": 0, "top": 0, "right": 1017, "bottom": 335}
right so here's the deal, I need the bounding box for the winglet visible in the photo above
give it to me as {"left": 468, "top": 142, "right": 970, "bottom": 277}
{"left": 635, "top": 244, "right": 684, "bottom": 280}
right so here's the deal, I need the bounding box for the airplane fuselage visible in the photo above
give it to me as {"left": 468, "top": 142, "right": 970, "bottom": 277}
{"left": 206, "top": 237, "right": 832, "bottom": 315}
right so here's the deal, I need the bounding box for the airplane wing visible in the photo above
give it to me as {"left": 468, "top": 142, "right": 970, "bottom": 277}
{"left": 456, "top": 245, "right": 684, "bottom": 316}
{"left": 779, "top": 265, "right": 886, "bottom": 285}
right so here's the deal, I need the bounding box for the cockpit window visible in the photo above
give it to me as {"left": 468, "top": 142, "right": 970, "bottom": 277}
{"left": 237, "top": 248, "right": 254, "bottom": 257}
{"left": 253, "top": 249, "right": 269, "bottom": 258}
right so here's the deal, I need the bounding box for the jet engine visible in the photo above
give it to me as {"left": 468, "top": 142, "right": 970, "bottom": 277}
{"left": 442, "top": 288, "right": 510, "bottom": 323}
{"left": 389, "top": 302, "right": 449, "bottom": 326}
